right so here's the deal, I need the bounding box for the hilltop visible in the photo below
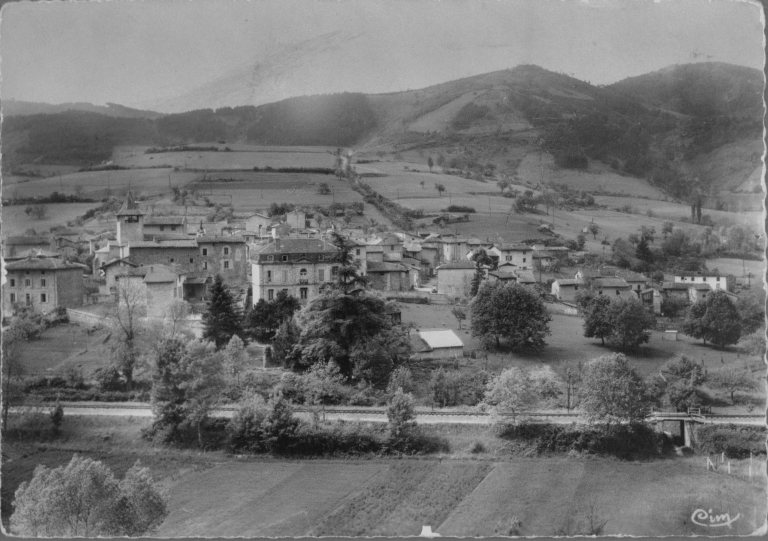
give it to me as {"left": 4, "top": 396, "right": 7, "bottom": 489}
{"left": 2, "top": 62, "right": 762, "bottom": 200}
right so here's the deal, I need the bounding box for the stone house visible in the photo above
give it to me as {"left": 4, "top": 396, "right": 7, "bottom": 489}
{"left": 196, "top": 235, "right": 249, "bottom": 284}
{"left": 99, "top": 257, "right": 138, "bottom": 293}
{"left": 3, "top": 236, "right": 51, "bottom": 259}
{"left": 661, "top": 282, "right": 691, "bottom": 302}
{"left": 243, "top": 213, "right": 273, "bottom": 238}
{"left": 251, "top": 238, "right": 337, "bottom": 305}
{"left": 4, "top": 256, "right": 85, "bottom": 314}
{"left": 436, "top": 260, "right": 477, "bottom": 298}
{"left": 551, "top": 279, "right": 583, "bottom": 302}
{"left": 495, "top": 243, "right": 532, "bottom": 270}
{"left": 440, "top": 236, "right": 471, "bottom": 262}
{"left": 366, "top": 261, "right": 410, "bottom": 292}
{"left": 128, "top": 239, "right": 199, "bottom": 273}
{"left": 616, "top": 270, "right": 648, "bottom": 293}
{"left": 591, "top": 277, "right": 633, "bottom": 298}
{"left": 285, "top": 210, "right": 307, "bottom": 230}
{"left": 674, "top": 273, "right": 729, "bottom": 291}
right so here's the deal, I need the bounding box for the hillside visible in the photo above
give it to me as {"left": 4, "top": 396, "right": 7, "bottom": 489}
{"left": 2, "top": 63, "right": 762, "bottom": 200}
{"left": 1, "top": 99, "right": 164, "bottom": 119}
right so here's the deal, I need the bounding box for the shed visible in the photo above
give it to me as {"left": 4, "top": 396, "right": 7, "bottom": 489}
{"left": 411, "top": 329, "right": 464, "bottom": 360}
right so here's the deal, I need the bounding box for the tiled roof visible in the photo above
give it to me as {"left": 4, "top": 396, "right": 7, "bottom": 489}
{"left": 142, "top": 233, "right": 191, "bottom": 242}
{"left": 437, "top": 261, "right": 476, "bottom": 270}
{"left": 593, "top": 278, "right": 629, "bottom": 288}
{"left": 515, "top": 271, "right": 537, "bottom": 283}
{"left": 130, "top": 240, "right": 198, "bottom": 248}
{"left": 555, "top": 279, "right": 583, "bottom": 286}
{"left": 115, "top": 192, "right": 144, "bottom": 216}
{"left": 197, "top": 235, "right": 246, "bottom": 244}
{"left": 533, "top": 251, "right": 552, "bottom": 258}
{"left": 497, "top": 243, "right": 529, "bottom": 251}
{"left": 6, "top": 248, "right": 61, "bottom": 260}
{"left": 662, "top": 282, "right": 690, "bottom": 290}
{"left": 144, "top": 215, "right": 186, "bottom": 225}
{"left": 489, "top": 271, "right": 517, "bottom": 280}
{"left": 367, "top": 261, "right": 408, "bottom": 272}
{"left": 616, "top": 270, "right": 647, "bottom": 282}
{"left": 100, "top": 257, "right": 137, "bottom": 269}
{"left": 256, "top": 238, "right": 336, "bottom": 255}
{"left": 6, "top": 257, "right": 85, "bottom": 271}
{"left": 5, "top": 236, "right": 49, "bottom": 245}
{"left": 418, "top": 329, "right": 464, "bottom": 349}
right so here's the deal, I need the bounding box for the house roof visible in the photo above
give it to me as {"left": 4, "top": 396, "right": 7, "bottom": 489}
{"left": 402, "top": 257, "right": 421, "bottom": 268}
{"left": 489, "top": 271, "right": 517, "bottom": 280}
{"left": 51, "top": 228, "right": 81, "bottom": 237}
{"left": 5, "top": 236, "right": 49, "bottom": 245}
{"left": 142, "top": 233, "right": 191, "bottom": 242}
{"left": 197, "top": 235, "right": 246, "bottom": 244}
{"left": 662, "top": 282, "right": 690, "bottom": 290}
{"left": 690, "top": 283, "right": 712, "bottom": 290}
{"left": 555, "top": 279, "right": 583, "bottom": 286}
{"left": 6, "top": 257, "right": 85, "bottom": 271}
{"left": 366, "top": 245, "right": 384, "bottom": 253}
{"left": 515, "top": 270, "right": 537, "bottom": 283}
{"left": 497, "top": 243, "right": 529, "bottom": 251}
{"left": 437, "top": 260, "right": 476, "bottom": 270}
{"left": 144, "top": 215, "right": 186, "bottom": 225}
{"left": 532, "top": 251, "right": 552, "bottom": 259}
{"left": 616, "top": 270, "right": 647, "bottom": 282}
{"left": 6, "top": 248, "right": 62, "bottom": 260}
{"left": 403, "top": 242, "right": 422, "bottom": 252}
{"left": 578, "top": 268, "right": 607, "bottom": 279}
{"left": 256, "top": 238, "right": 336, "bottom": 255}
{"left": 143, "top": 267, "right": 180, "bottom": 283}
{"left": 115, "top": 192, "right": 144, "bottom": 216}
{"left": 418, "top": 329, "right": 464, "bottom": 349}
{"left": 593, "top": 278, "right": 629, "bottom": 288}
{"left": 367, "top": 261, "right": 408, "bottom": 272}
{"left": 130, "top": 240, "right": 198, "bottom": 249}
{"left": 99, "top": 257, "right": 137, "bottom": 270}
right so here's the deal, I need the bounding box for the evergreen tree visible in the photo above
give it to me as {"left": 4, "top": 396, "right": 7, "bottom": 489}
{"left": 635, "top": 237, "right": 653, "bottom": 263}
{"left": 202, "top": 275, "right": 243, "bottom": 349}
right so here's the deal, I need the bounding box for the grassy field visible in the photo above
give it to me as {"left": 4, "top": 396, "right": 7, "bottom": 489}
{"left": 16, "top": 324, "right": 112, "bottom": 377}
{"left": 111, "top": 144, "right": 339, "bottom": 170}
{"left": 3, "top": 416, "right": 765, "bottom": 537}
{"left": 1, "top": 202, "right": 101, "bottom": 236}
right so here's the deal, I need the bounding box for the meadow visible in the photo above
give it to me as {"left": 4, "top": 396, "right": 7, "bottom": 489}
{"left": 2, "top": 202, "right": 101, "bottom": 236}
{"left": 14, "top": 324, "right": 112, "bottom": 378}
{"left": 111, "top": 144, "right": 338, "bottom": 170}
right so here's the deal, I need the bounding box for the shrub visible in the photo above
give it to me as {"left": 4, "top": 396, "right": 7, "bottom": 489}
{"left": 694, "top": 424, "right": 766, "bottom": 458}
{"left": 444, "top": 205, "right": 476, "bottom": 213}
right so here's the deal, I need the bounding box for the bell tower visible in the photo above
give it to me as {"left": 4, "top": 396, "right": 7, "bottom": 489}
{"left": 116, "top": 191, "right": 145, "bottom": 244}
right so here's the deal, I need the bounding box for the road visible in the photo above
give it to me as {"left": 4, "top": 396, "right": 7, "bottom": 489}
{"left": 11, "top": 403, "right": 766, "bottom": 426}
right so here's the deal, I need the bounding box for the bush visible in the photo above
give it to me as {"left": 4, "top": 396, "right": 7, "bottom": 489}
{"left": 444, "top": 205, "right": 476, "bottom": 213}
{"left": 694, "top": 424, "right": 766, "bottom": 458}
{"left": 497, "top": 422, "right": 669, "bottom": 460}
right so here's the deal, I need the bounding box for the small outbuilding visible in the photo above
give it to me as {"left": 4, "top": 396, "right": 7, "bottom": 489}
{"left": 411, "top": 329, "right": 464, "bottom": 360}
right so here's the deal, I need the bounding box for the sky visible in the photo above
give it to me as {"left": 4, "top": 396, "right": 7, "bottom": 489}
{"left": 0, "top": 0, "right": 764, "bottom": 110}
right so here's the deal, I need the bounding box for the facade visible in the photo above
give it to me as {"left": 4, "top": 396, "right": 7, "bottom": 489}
{"left": 128, "top": 240, "right": 199, "bottom": 272}
{"left": 674, "top": 273, "right": 728, "bottom": 291}
{"left": 285, "top": 210, "right": 307, "bottom": 230}
{"left": 639, "top": 288, "right": 662, "bottom": 315}
{"left": 411, "top": 329, "right": 464, "bottom": 360}
{"left": 99, "top": 257, "right": 138, "bottom": 293}
{"left": 441, "top": 237, "right": 471, "bottom": 263}
{"left": 688, "top": 283, "right": 712, "bottom": 303}
{"left": 661, "top": 282, "right": 690, "bottom": 302}
{"left": 196, "top": 236, "right": 249, "bottom": 284}
{"left": 496, "top": 243, "right": 532, "bottom": 269}
{"left": 592, "top": 277, "right": 633, "bottom": 298}
{"left": 616, "top": 270, "right": 648, "bottom": 293}
{"left": 4, "top": 256, "right": 85, "bottom": 314}
{"left": 551, "top": 279, "right": 583, "bottom": 302}
{"left": 366, "top": 261, "right": 409, "bottom": 292}
{"left": 436, "top": 260, "right": 476, "bottom": 298}
{"left": 115, "top": 192, "right": 145, "bottom": 244}
{"left": 251, "top": 238, "right": 337, "bottom": 305}
{"left": 243, "top": 213, "right": 273, "bottom": 238}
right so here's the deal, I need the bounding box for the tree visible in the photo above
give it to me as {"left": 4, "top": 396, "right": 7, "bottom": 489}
{"left": 302, "top": 361, "right": 344, "bottom": 422}
{"left": 223, "top": 334, "right": 248, "bottom": 385}
{"left": 110, "top": 278, "right": 146, "bottom": 388}
{"left": 588, "top": 223, "right": 599, "bottom": 239}
{"left": 387, "top": 388, "right": 417, "bottom": 438}
{"left": 244, "top": 290, "right": 300, "bottom": 342}
{"left": 662, "top": 221, "right": 674, "bottom": 239}
{"left": 582, "top": 296, "right": 612, "bottom": 345}
{"left": 10, "top": 455, "right": 168, "bottom": 537}
{"left": 605, "top": 296, "right": 655, "bottom": 351}
{"left": 736, "top": 296, "right": 765, "bottom": 336}
{"left": 658, "top": 355, "right": 706, "bottom": 411}
{"left": 580, "top": 353, "right": 650, "bottom": 426}
{"left": 639, "top": 225, "right": 656, "bottom": 244}
{"left": 24, "top": 204, "right": 46, "bottom": 220}
{"left": 317, "top": 182, "right": 331, "bottom": 195}
{"left": 576, "top": 233, "right": 587, "bottom": 251}
{"left": 469, "top": 249, "right": 492, "bottom": 296}
{"left": 419, "top": 180, "right": 425, "bottom": 189}
{"left": 709, "top": 368, "right": 759, "bottom": 403}
{"left": 482, "top": 367, "right": 540, "bottom": 423}
{"left": 682, "top": 291, "right": 742, "bottom": 349}
{"left": 471, "top": 281, "right": 551, "bottom": 350}
{"left": 451, "top": 305, "right": 467, "bottom": 329}
{"left": 2, "top": 325, "right": 26, "bottom": 429}
{"left": 343, "top": 208, "right": 354, "bottom": 225}
{"left": 386, "top": 366, "right": 414, "bottom": 396}
{"left": 202, "top": 275, "right": 243, "bottom": 349}
{"left": 497, "top": 179, "right": 510, "bottom": 194}
{"left": 435, "top": 183, "right": 446, "bottom": 196}
{"left": 163, "top": 300, "right": 191, "bottom": 339}
{"left": 635, "top": 237, "right": 653, "bottom": 264}
{"left": 660, "top": 296, "right": 687, "bottom": 319}
{"left": 427, "top": 156, "right": 434, "bottom": 171}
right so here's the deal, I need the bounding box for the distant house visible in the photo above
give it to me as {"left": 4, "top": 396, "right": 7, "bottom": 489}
{"left": 592, "top": 277, "right": 633, "bottom": 298}
{"left": 616, "top": 270, "right": 648, "bottom": 293}
{"left": 551, "top": 279, "right": 583, "bottom": 302}
{"left": 488, "top": 269, "right": 537, "bottom": 287}
{"left": 411, "top": 329, "right": 464, "bottom": 360}
{"left": 532, "top": 250, "right": 554, "bottom": 269}
{"left": 4, "top": 248, "right": 62, "bottom": 263}
{"left": 3, "top": 236, "right": 51, "bottom": 259}
{"left": 242, "top": 213, "right": 273, "bottom": 238}
{"left": 143, "top": 215, "right": 186, "bottom": 236}
{"left": 99, "top": 257, "right": 138, "bottom": 293}
{"left": 661, "top": 282, "right": 690, "bottom": 302}
{"left": 495, "top": 243, "right": 532, "bottom": 270}
{"left": 4, "top": 256, "right": 86, "bottom": 314}
{"left": 674, "top": 273, "right": 728, "bottom": 291}
{"left": 285, "top": 210, "right": 307, "bottom": 230}
{"left": 114, "top": 264, "right": 190, "bottom": 318}
{"left": 436, "top": 260, "right": 477, "bottom": 298}
{"left": 366, "top": 261, "right": 410, "bottom": 292}
{"left": 639, "top": 288, "right": 662, "bottom": 315}
{"left": 688, "top": 283, "right": 712, "bottom": 304}
{"left": 440, "top": 236, "right": 471, "bottom": 262}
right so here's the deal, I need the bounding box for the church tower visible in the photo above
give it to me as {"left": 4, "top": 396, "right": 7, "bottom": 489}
{"left": 116, "top": 191, "right": 145, "bottom": 244}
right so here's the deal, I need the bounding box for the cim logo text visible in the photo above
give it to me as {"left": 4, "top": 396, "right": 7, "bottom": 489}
{"left": 691, "top": 509, "right": 740, "bottom": 529}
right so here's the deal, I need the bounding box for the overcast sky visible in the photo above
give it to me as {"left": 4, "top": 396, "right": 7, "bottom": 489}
{"left": 1, "top": 0, "right": 764, "bottom": 109}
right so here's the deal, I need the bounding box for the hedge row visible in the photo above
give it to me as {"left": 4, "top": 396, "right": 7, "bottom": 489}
{"left": 694, "top": 424, "right": 766, "bottom": 458}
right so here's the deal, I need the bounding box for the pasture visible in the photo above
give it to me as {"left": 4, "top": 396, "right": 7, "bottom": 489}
{"left": 15, "top": 324, "right": 112, "bottom": 377}
{"left": 111, "top": 144, "right": 338, "bottom": 170}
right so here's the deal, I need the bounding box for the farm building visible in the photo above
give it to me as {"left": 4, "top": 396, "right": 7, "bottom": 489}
{"left": 591, "top": 277, "right": 633, "bottom": 298}
{"left": 639, "top": 288, "right": 662, "bottom": 315}
{"left": 4, "top": 256, "right": 86, "bottom": 315}
{"left": 661, "top": 282, "right": 690, "bottom": 302}
{"left": 551, "top": 279, "right": 583, "bottom": 302}
{"left": 411, "top": 329, "right": 464, "bottom": 360}
{"left": 436, "top": 260, "right": 477, "bottom": 299}
{"left": 616, "top": 270, "right": 648, "bottom": 293}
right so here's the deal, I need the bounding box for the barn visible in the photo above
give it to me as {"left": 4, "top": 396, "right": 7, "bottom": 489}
{"left": 411, "top": 329, "right": 464, "bottom": 360}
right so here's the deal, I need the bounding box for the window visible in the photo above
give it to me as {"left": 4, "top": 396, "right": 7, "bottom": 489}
{"left": 283, "top": 270, "right": 288, "bottom": 282}
{"left": 523, "top": 258, "right": 526, "bottom": 263}
{"left": 24, "top": 279, "right": 31, "bottom": 287}
{"left": 40, "top": 279, "right": 46, "bottom": 287}
{"left": 716, "top": 277, "right": 721, "bottom": 281}
{"left": 202, "top": 248, "right": 208, "bottom": 256}
{"left": 282, "top": 289, "right": 288, "bottom": 294}
{"left": 267, "top": 255, "right": 273, "bottom": 262}
{"left": 160, "top": 226, "right": 165, "bottom": 232}
{"left": 356, "top": 249, "right": 361, "bottom": 256}
{"left": 319, "top": 255, "right": 324, "bottom": 261}
{"left": 300, "top": 288, "right": 308, "bottom": 300}
{"left": 598, "top": 290, "right": 603, "bottom": 295}
{"left": 267, "top": 270, "right": 272, "bottom": 283}
{"left": 615, "top": 290, "right": 620, "bottom": 296}
{"left": 299, "top": 268, "right": 308, "bottom": 283}
{"left": 282, "top": 255, "right": 288, "bottom": 262}
{"left": 203, "top": 262, "right": 208, "bottom": 270}
{"left": 224, "top": 261, "right": 230, "bottom": 269}
{"left": 300, "top": 253, "right": 306, "bottom": 259}
{"left": 223, "top": 247, "right": 230, "bottom": 256}
{"left": 574, "top": 285, "right": 579, "bottom": 291}
{"left": 9, "top": 279, "right": 15, "bottom": 287}
{"left": 506, "top": 256, "right": 511, "bottom": 261}
{"left": 41, "top": 271, "right": 45, "bottom": 275}
{"left": 170, "top": 258, "right": 175, "bottom": 263}
{"left": 318, "top": 269, "right": 325, "bottom": 282}
{"left": 268, "top": 289, "right": 274, "bottom": 300}
{"left": 171, "top": 226, "right": 177, "bottom": 231}
{"left": 10, "top": 293, "right": 16, "bottom": 303}
{"left": 40, "top": 293, "right": 47, "bottom": 303}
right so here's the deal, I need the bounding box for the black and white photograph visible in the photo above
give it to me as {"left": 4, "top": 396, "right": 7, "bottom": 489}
{"left": 0, "top": 0, "right": 766, "bottom": 537}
